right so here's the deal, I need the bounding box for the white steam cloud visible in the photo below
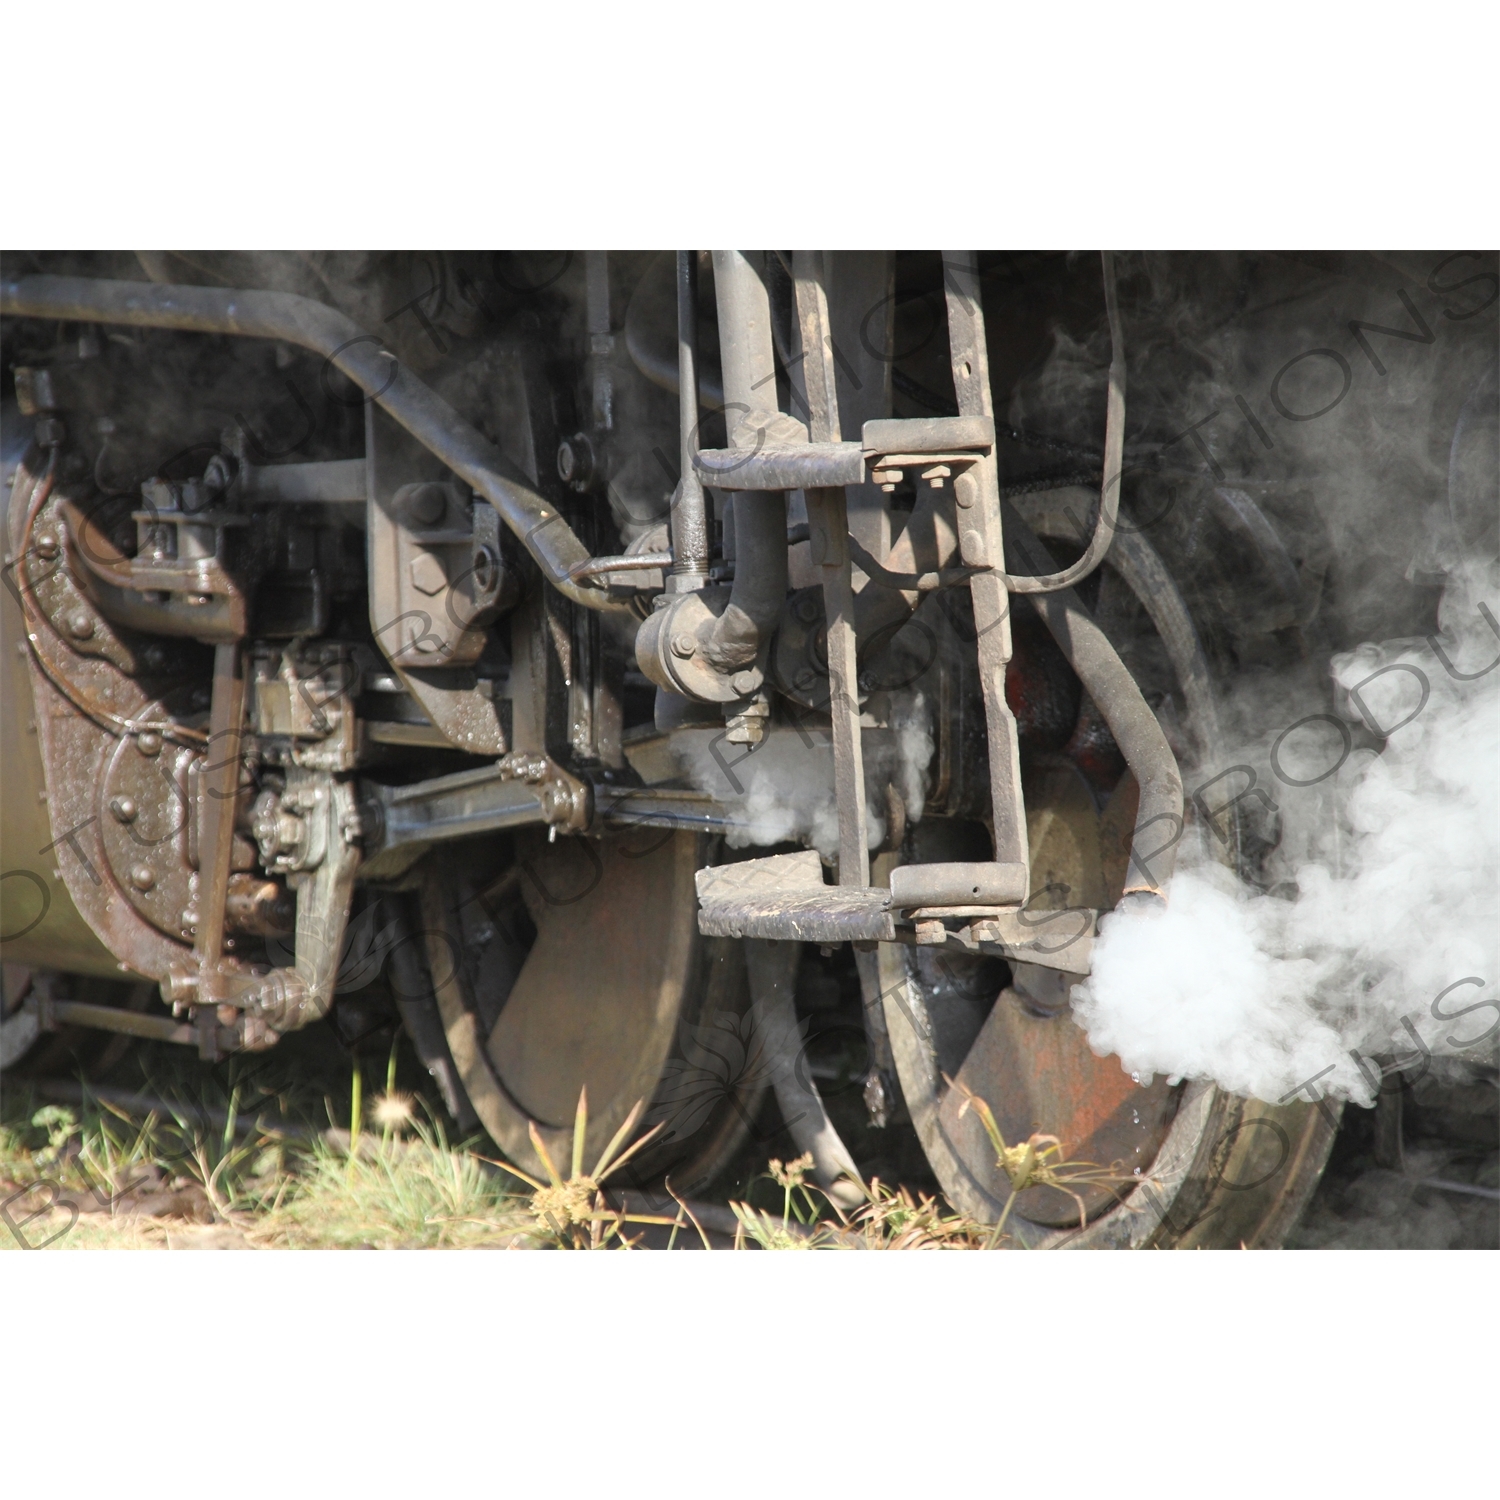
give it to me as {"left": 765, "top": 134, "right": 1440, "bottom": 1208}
{"left": 1073, "top": 561, "right": 1500, "bottom": 1107}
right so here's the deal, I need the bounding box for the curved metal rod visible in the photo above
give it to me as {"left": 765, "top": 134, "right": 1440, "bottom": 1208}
{"left": 743, "top": 939, "right": 864, "bottom": 1209}
{"left": 0, "top": 273, "right": 631, "bottom": 615}
{"left": 1004, "top": 502, "right": 1185, "bottom": 902}
{"left": 567, "top": 551, "right": 673, "bottom": 581}
{"left": 1000, "top": 250, "right": 1126, "bottom": 595}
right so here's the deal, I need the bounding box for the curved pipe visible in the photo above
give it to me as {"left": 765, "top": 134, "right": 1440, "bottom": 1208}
{"left": 0, "top": 273, "right": 630, "bottom": 615}
{"left": 1000, "top": 250, "right": 1125, "bottom": 596}
{"left": 1004, "top": 503, "right": 1185, "bottom": 902}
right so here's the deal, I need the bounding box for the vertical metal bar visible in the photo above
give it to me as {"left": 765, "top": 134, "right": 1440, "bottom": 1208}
{"left": 708, "top": 252, "right": 787, "bottom": 664}
{"left": 826, "top": 251, "right": 895, "bottom": 559}
{"left": 941, "top": 251, "right": 1029, "bottom": 881}
{"left": 794, "top": 250, "right": 869, "bottom": 887}
{"left": 584, "top": 250, "right": 614, "bottom": 432}
{"left": 671, "top": 250, "right": 710, "bottom": 590}
{"left": 194, "top": 642, "right": 247, "bottom": 983}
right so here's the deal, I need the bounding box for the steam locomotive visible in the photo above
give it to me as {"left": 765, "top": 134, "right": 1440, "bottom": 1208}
{"left": 3, "top": 249, "right": 1493, "bottom": 1245}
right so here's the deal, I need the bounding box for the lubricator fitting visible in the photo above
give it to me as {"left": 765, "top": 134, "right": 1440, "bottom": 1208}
{"left": 636, "top": 587, "right": 765, "bottom": 705}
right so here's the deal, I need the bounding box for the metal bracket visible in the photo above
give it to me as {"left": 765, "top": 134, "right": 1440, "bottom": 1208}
{"left": 366, "top": 405, "right": 509, "bottom": 754}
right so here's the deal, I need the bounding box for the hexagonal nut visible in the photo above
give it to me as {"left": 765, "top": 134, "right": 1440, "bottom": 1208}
{"left": 409, "top": 552, "right": 448, "bottom": 596}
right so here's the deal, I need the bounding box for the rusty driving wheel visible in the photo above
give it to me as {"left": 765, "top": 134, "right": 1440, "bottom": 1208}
{"left": 868, "top": 493, "right": 1340, "bottom": 1247}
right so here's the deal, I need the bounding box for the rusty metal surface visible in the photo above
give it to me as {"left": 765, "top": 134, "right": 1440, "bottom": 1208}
{"left": 97, "top": 732, "right": 200, "bottom": 941}
{"left": 943, "top": 990, "right": 1181, "bottom": 1226}
{"left": 6, "top": 455, "right": 195, "bottom": 982}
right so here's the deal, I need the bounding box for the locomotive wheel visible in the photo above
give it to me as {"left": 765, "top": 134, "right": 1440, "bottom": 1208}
{"left": 874, "top": 497, "right": 1340, "bottom": 1248}
{"left": 417, "top": 827, "right": 760, "bottom": 1194}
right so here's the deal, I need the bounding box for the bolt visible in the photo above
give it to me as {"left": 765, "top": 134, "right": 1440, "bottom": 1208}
{"left": 130, "top": 864, "right": 156, "bottom": 891}
{"left": 66, "top": 611, "right": 94, "bottom": 640}
{"left": 109, "top": 796, "right": 138, "bottom": 823}
{"left": 556, "top": 433, "right": 596, "bottom": 490}
{"left": 34, "top": 531, "right": 59, "bottom": 560}
{"left": 472, "top": 543, "right": 500, "bottom": 596}
{"left": 731, "top": 670, "right": 761, "bottom": 695}
{"left": 795, "top": 593, "right": 820, "bottom": 624}
{"left": 136, "top": 731, "right": 162, "bottom": 757}
{"left": 671, "top": 632, "right": 697, "bottom": 659}
{"left": 399, "top": 482, "right": 448, "bottom": 527}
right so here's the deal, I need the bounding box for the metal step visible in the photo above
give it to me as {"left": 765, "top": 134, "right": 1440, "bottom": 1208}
{"left": 695, "top": 852, "right": 1096, "bottom": 973}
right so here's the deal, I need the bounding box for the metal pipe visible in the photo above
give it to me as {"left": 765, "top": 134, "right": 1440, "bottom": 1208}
{"left": 1003, "top": 504, "right": 1185, "bottom": 902}
{"left": 0, "top": 274, "right": 630, "bottom": 615}
{"left": 567, "top": 552, "right": 673, "bottom": 581}
{"left": 705, "top": 252, "right": 787, "bottom": 671}
{"left": 999, "top": 250, "right": 1126, "bottom": 596}
{"left": 31, "top": 997, "right": 197, "bottom": 1045}
{"left": 671, "top": 251, "right": 710, "bottom": 588}
{"left": 743, "top": 938, "right": 863, "bottom": 1209}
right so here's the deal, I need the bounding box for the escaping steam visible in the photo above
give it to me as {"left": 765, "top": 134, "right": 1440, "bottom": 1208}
{"left": 1073, "top": 560, "right": 1500, "bottom": 1106}
{"left": 673, "top": 689, "right": 934, "bottom": 860}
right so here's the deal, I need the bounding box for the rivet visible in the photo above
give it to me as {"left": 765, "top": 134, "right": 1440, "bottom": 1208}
{"left": 130, "top": 864, "right": 156, "bottom": 891}
{"left": 67, "top": 611, "right": 95, "bottom": 640}
{"left": 110, "top": 795, "right": 138, "bottom": 823}
{"left": 35, "top": 532, "right": 60, "bottom": 560}
{"left": 136, "top": 731, "right": 162, "bottom": 756}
